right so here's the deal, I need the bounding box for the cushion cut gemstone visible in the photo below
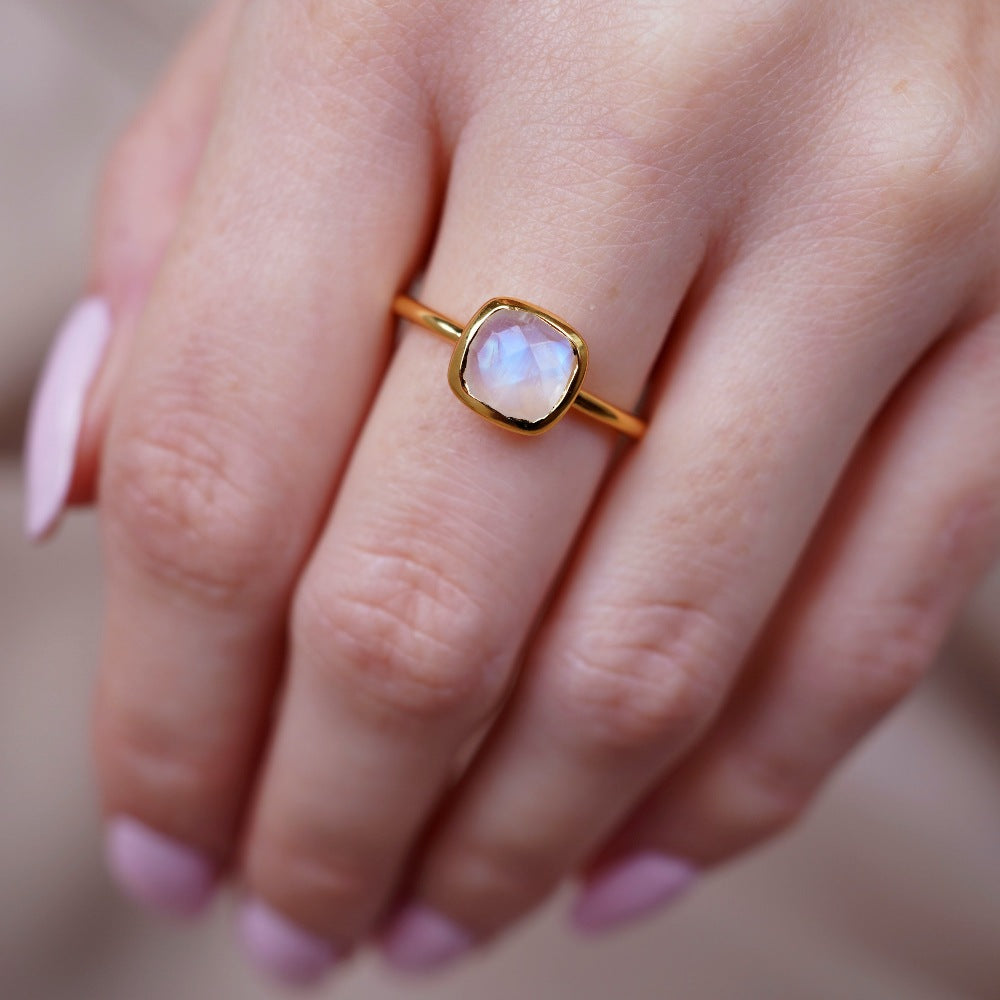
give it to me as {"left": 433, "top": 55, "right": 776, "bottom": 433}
{"left": 462, "top": 308, "right": 578, "bottom": 424}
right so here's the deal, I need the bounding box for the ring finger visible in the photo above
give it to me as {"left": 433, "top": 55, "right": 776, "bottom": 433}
{"left": 236, "top": 84, "right": 711, "bottom": 981}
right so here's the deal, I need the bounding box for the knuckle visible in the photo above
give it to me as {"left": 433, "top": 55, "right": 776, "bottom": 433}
{"left": 845, "top": 601, "right": 937, "bottom": 715}
{"left": 432, "top": 837, "right": 555, "bottom": 918}
{"left": 254, "top": 0, "right": 420, "bottom": 96}
{"left": 676, "top": 749, "right": 811, "bottom": 862}
{"left": 840, "top": 58, "right": 1000, "bottom": 239}
{"left": 552, "top": 599, "right": 729, "bottom": 753}
{"left": 233, "top": 0, "right": 433, "bottom": 176}
{"left": 648, "top": 750, "right": 811, "bottom": 865}
{"left": 98, "top": 705, "right": 234, "bottom": 840}
{"left": 293, "top": 540, "right": 509, "bottom": 721}
{"left": 103, "top": 406, "right": 286, "bottom": 603}
{"left": 248, "top": 832, "right": 374, "bottom": 923}
{"left": 726, "top": 747, "right": 811, "bottom": 842}
{"left": 592, "top": 0, "right": 810, "bottom": 153}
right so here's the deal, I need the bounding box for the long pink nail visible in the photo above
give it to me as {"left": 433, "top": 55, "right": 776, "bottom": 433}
{"left": 238, "top": 899, "right": 340, "bottom": 987}
{"left": 23, "top": 296, "right": 111, "bottom": 541}
{"left": 379, "top": 904, "right": 474, "bottom": 973}
{"left": 571, "top": 852, "right": 698, "bottom": 934}
{"left": 105, "top": 817, "right": 215, "bottom": 917}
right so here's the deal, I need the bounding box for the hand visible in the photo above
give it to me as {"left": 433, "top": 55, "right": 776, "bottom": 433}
{"left": 25, "top": 0, "right": 1000, "bottom": 985}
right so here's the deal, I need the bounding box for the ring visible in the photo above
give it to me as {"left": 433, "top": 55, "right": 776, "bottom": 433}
{"left": 393, "top": 295, "right": 646, "bottom": 439}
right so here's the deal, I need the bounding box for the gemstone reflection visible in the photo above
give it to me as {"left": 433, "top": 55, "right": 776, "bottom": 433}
{"left": 462, "top": 308, "right": 577, "bottom": 424}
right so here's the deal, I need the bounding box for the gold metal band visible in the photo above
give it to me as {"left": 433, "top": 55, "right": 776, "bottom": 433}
{"left": 393, "top": 294, "right": 646, "bottom": 439}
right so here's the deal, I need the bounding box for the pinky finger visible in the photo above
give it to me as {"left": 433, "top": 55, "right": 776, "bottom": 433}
{"left": 573, "top": 312, "right": 1000, "bottom": 933}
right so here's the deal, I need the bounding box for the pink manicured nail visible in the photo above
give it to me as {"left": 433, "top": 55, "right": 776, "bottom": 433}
{"left": 380, "top": 903, "right": 474, "bottom": 973}
{"left": 571, "top": 852, "right": 698, "bottom": 934}
{"left": 238, "top": 899, "right": 340, "bottom": 987}
{"left": 105, "top": 817, "right": 215, "bottom": 917}
{"left": 23, "top": 296, "right": 111, "bottom": 541}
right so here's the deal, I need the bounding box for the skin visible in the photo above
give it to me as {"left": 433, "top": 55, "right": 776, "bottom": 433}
{"left": 68, "top": 0, "right": 1000, "bottom": 964}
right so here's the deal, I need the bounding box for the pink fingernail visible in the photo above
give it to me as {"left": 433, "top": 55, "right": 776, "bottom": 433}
{"left": 238, "top": 899, "right": 340, "bottom": 987}
{"left": 23, "top": 296, "right": 111, "bottom": 541}
{"left": 571, "top": 852, "right": 698, "bottom": 934}
{"left": 105, "top": 817, "right": 215, "bottom": 917}
{"left": 379, "top": 903, "right": 474, "bottom": 973}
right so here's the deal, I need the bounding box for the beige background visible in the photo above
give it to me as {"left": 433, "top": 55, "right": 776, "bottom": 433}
{"left": 3, "top": 3, "right": 999, "bottom": 998}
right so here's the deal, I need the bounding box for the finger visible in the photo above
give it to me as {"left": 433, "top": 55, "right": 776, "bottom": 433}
{"left": 238, "top": 55, "right": 713, "bottom": 972}
{"left": 396, "top": 219, "right": 981, "bottom": 950}
{"left": 95, "top": 0, "right": 437, "bottom": 922}
{"left": 78, "top": 0, "right": 244, "bottom": 496}
{"left": 24, "top": 0, "right": 240, "bottom": 540}
{"left": 572, "top": 310, "right": 1000, "bottom": 930}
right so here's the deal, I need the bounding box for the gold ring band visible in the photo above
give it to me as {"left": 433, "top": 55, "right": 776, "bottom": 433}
{"left": 393, "top": 294, "right": 646, "bottom": 439}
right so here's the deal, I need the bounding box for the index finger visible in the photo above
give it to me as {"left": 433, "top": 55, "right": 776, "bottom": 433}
{"left": 94, "top": 0, "right": 438, "bottom": 917}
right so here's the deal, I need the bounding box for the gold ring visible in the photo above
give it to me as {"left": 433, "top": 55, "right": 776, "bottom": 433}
{"left": 393, "top": 295, "right": 646, "bottom": 439}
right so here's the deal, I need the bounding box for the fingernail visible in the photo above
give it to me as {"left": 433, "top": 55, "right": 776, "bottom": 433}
{"left": 571, "top": 852, "right": 698, "bottom": 934}
{"left": 105, "top": 816, "right": 216, "bottom": 917}
{"left": 379, "top": 903, "right": 474, "bottom": 973}
{"left": 23, "top": 296, "right": 111, "bottom": 541}
{"left": 238, "top": 899, "right": 340, "bottom": 987}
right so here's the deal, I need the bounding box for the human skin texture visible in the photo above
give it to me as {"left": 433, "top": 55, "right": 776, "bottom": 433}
{"left": 24, "top": 0, "right": 1000, "bottom": 985}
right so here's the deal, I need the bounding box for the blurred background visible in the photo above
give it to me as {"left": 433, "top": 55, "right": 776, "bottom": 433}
{"left": 3, "top": 2, "right": 1000, "bottom": 998}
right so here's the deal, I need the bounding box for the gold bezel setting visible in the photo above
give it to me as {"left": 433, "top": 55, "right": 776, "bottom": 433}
{"left": 447, "top": 297, "right": 590, "bottom": 436}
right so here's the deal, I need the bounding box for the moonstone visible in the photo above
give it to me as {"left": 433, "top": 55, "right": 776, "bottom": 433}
{"left": 462, "top": 309, "right": 577, "bottom": 424}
